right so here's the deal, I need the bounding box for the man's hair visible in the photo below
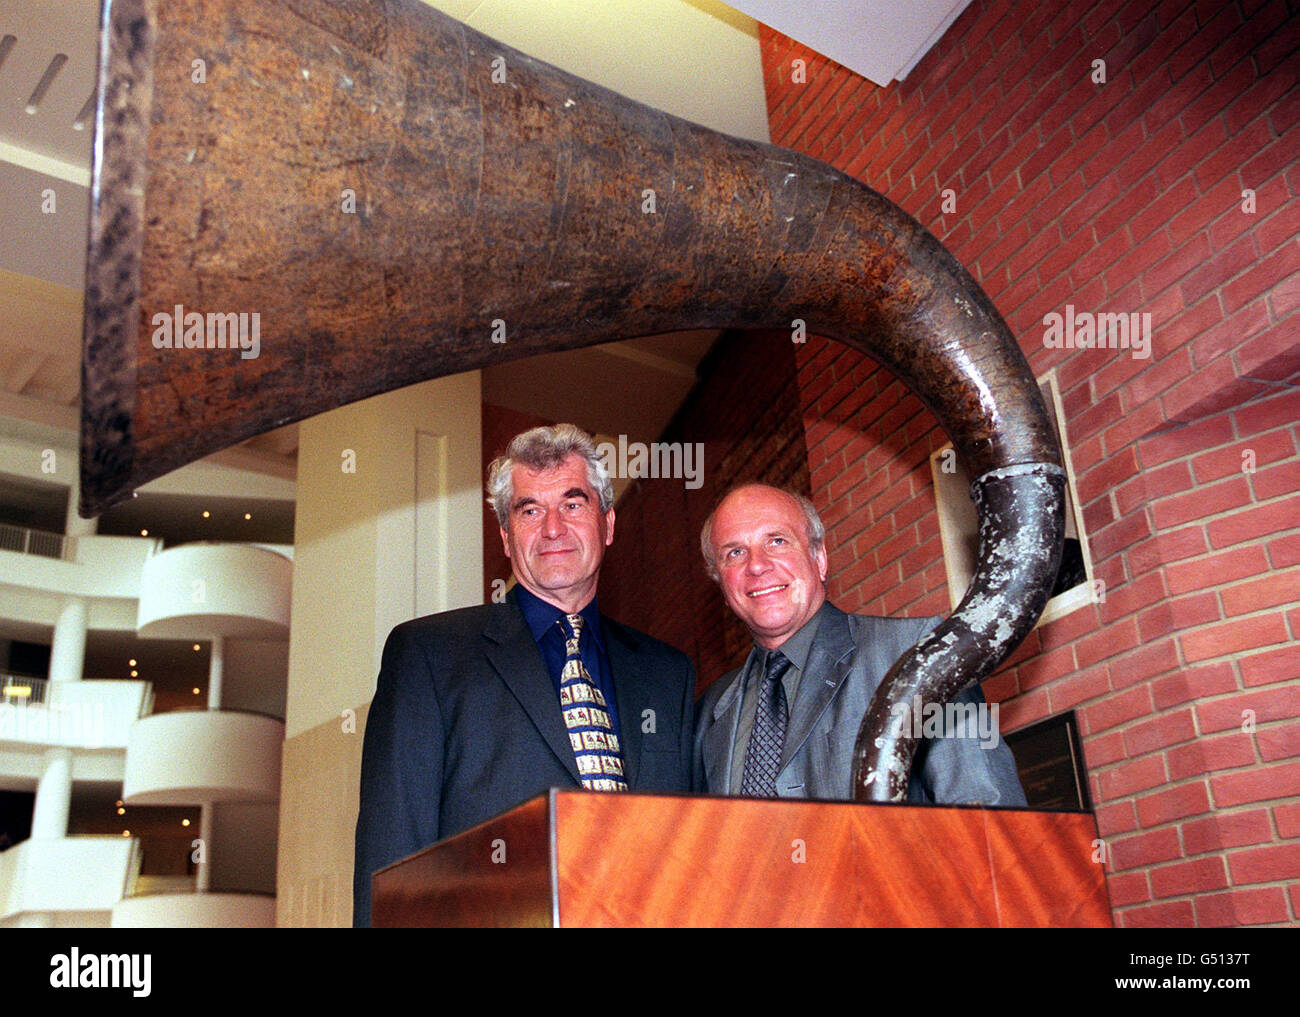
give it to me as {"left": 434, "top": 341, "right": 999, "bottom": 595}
{"left": 486, "top": 423, "right": 614, "bottom": 528}
{"left": 699, "top": 484, "right": 826, "bottom": 582}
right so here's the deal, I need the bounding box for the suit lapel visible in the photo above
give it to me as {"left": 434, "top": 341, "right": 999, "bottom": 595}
{"left": 603, "top": 618, "right": 646, "bottom": 788}
{"left": 701, "top": 650, "right": 757, "bottom": 795}
{"left": 779, "top": 605, "right": 856, "bottom": 772}
{"left": 483, "top": 594, "right": 581, "bottom": 784}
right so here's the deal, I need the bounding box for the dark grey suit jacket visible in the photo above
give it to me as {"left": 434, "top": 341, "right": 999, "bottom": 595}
{"left": 354, "top": 588, "right": 694, "bottom": 926}
{"left": 694, "top": 604, "right": 1025, "bottom": 805}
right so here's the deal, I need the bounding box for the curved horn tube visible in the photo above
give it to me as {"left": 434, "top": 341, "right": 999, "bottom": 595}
{"left": 82, "top": 0, "right": 1066, "bottom": 795}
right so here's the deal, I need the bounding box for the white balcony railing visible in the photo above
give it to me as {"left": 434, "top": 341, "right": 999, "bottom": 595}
{"left": 0, "top": 679, "right": 153, "bottom": 750}
{"left": 0, "top": 524, "right": 69, "bottom": 560}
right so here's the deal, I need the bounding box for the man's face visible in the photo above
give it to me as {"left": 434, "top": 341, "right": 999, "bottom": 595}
{"left": 500, "top": 454, "right": 615, "bottom": 612}
{"left": 709, "top": 486, "right": 827, "bottom": 650}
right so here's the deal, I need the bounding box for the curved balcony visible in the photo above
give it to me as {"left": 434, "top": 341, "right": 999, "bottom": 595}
{"left": 0, "top": 836, "right": 141, "bottom": 924}
{"left": 112, "top": 891, "right": 274, "bottom": 928}
{"left": 137, "top": 544, "right": 291, "bottom": 639}
{"left": 122, "top": 711, "right": 283, "bottom": 805}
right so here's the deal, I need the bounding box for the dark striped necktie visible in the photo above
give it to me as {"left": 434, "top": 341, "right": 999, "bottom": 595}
{"left": 559, "top": 614, "right": 628, "bottom": 791}
{"left": 740, "top": 650, "right": 791, "bottom": 797}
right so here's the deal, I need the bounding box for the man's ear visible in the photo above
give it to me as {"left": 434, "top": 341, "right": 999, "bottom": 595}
{"left": 499, "top": 526, "right": 511, "bottom": 558}
{"left": 604, "top": 508, "right": 616, "bottom": 546}
{"left": 815, "top": 543, "right": 828, "bottom": 581}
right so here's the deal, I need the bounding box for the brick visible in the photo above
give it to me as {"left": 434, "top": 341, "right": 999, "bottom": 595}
{"left": 1137, "top": 591, "right": 1219, "bottom": 643}
{"left": 1258, "top": 718, "right": 1300, "bottom": 762}
{"left": 1091, "top": 508, "right": 1153, "bottom": 561}
{"left": 1239, "top": 643, "right": 1300, "bottom": 687}
{"left": 1121, "top": 899, "right": 1195, "bottom": 927}
{"left": 1199, "top": 684, "right": 1300, "bottom": 734}
{"left": 1135, "top": 779, "right": 1211, "bottom": 827}
{"left": 1234, "top": 388, "right": 1300, "bottom": 436}
{"left": 1181, "top": 809, "right": 1274, "bottom": 856}
{"left": 1195, "top": 886, "right": 1292, "bottom": 926}
{"left": 1192, "top": 431, "right": 1296, "bottom": 484}
{"left": 1126, "top": 526, "right": 1207, "bottom": 575}
{"left": 1182, "top": 612, "right": 1289, "bottom": 662}
{"left": 1018, "top": 644, "right": 1079, "bottom": 691}
{"left": 1166, "top": 545, "right": 1271, "bottom": 595}
{"left": 1094, "top": 797, "right": 1139, "bottom": 837}
{"left": 1137, "top": 415, "right": 1235, "bottom": 468}
{"left": 1212, "top": 759, "right": 1300, "bottom": 807}
{"left": 1110, "top": 639, "right": 1181, "bottom": 690}
{"left": 1167, "top": 731, "right": 1257, "bottom": 781}
{"left": 1252, "top": 458, "right": 1300, "bottom": 502}
{"left": 1106, "top": 870, "right": 1153, "bottom": 907}
{"left": 1223, "top": 244, "right": 1298, "bottom": 314}
{"left": 1049, "top": 663, "right": 1113, "bottom": 713}
{"left": 1078, "top": 726, "right": 1127, "bottom": 767}
{"left": 1221, "top": 569, "right": 1300, "bottom": 617}
{"left": 1208, "top": 494, "right": 1300, "bottom": 548}
{"left": 1150, "top": 855, "right": 1229, "bottom": 898}
{"left": 1270, "top": 534, "right": 1300, "bottom": 568}
{"left": 1152, "top": 661, "right": 1237, "bottom": 712}
{"left": 1231, "top": 842, "right": 1300, "bottom": 887}
{"left": 1111, "top": 826, "right": 1183, "bottom": 871}
{"left": 1275, "top": 802, "right": 1300, "bottom": 839}
{"left": 1097, "top": 751, "right": 1167, "bottom": 798}
{"left": 1151, "top": 475, "right": 1251, "bottom": 530}
{"left": 1124, "top": 708, "right": 1198, "bottom": 757}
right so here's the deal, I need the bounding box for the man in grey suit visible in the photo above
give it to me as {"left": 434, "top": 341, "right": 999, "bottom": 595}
{"left": 694, "top": 484, "right": 1024, "bottom": 805}
{"left": 354, "top": 424, "right": 694, "bottom": 926}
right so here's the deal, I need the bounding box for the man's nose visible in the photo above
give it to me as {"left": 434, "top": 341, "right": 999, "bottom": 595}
{"left": 745, "top": 547, "right": 771, "bottom": 573}
{"left": 541, "top": 508, "right": 565, "bottom": 538}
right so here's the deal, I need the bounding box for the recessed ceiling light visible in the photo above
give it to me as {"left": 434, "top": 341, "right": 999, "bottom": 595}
{"left": 140, "top": 529, "right": 148, "bottom": 536}
{"left": 193, "top": 644, "right": 201, "bottom": 651}
{"left": 181, "top": 818, "right": 191, "bottom": 827}
{"left": 244, "top": 513, "right": 251, "bottom": 520}
{"left": 121, "top": 830, "right": 130, "bottom": 837}
{"left": 117, "top": 807, "right": 125, "bottom": 815}
{"left": 201, "top": 510, "right": 210, "bottom": 518}
{"left": 128, "top": 659, "right": 137, "bottom": 667}
{"left": 129, "top": 669, "right": 138, "bottom": 678}
{"left": 192, "top": 687, "right": 201, "bottom": 695}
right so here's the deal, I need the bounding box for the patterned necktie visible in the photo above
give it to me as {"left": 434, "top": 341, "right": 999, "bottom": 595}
{"left": 740, "top": 650, "right": 791, "bottom": 797}
{"left": 559, "top": 614, "right": 628, "bottom": 791}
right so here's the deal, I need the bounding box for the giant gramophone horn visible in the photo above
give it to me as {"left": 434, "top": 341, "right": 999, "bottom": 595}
{"left": 82, "top": 0, "right": 1066, "bottom": 801}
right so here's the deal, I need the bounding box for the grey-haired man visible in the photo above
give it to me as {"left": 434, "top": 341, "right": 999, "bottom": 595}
{"left": 354, "top": 424, "right": 694, "bottom": 926}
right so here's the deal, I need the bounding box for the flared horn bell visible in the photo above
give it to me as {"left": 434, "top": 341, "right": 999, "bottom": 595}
{"left": 82, "top": 0, "right": 1065, "bottom": 801}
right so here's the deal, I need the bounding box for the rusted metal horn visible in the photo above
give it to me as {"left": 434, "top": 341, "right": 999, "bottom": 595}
{"left": 82, "top": 0, "right": 1065, "bottom": 798}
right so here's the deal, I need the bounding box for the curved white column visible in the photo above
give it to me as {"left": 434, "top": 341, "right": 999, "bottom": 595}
{"left": 48, "top": 597, "right": 88, "bottom": 682}
{"left": 29, "top": 747, "right": 72, "bottom": 839}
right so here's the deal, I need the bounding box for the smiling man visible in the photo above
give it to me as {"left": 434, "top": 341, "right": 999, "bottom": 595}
{"left": 354, "top": 424, "right": 694, "bottom": 926}
{"left": 694, "top": 483, "right": 1025, "bottom": 806}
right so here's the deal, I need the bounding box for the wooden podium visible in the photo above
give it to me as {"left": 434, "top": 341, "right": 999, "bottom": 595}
{"left": 371, "top": 791, "right": 1113, "bottom": 927}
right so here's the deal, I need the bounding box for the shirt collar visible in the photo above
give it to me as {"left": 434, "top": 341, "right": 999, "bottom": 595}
{"left": 513, "top": 583, "right": 604, "bottom": 645}
{"left": 757, "top": 599, "right": 831, "bottom": 674}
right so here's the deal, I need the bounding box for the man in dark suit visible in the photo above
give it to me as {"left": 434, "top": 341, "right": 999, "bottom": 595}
{"left": 354, "top": 424, "right": 694, "bottom": 926}
{"left": 694, "top": 484, "right": 1024, "bottom": 805}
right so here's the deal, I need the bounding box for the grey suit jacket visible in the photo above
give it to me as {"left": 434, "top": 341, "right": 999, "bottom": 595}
{"left": 694, "top": 604, "right": 1025, "bottom": 805}
{"left": 354, "top": 588, "right": 695, "bottom": 926}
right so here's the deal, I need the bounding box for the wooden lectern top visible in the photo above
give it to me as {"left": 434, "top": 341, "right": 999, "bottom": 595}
{"left": 371, "top": 791, "right": 1112, "bottom": 928}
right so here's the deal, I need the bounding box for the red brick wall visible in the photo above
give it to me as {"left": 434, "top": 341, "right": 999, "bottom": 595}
{"left": 761, "top": 0, "right": 1297, "bottom": 926}
{"left": 599, "top": 330, "right": 811, "bottom": 693}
